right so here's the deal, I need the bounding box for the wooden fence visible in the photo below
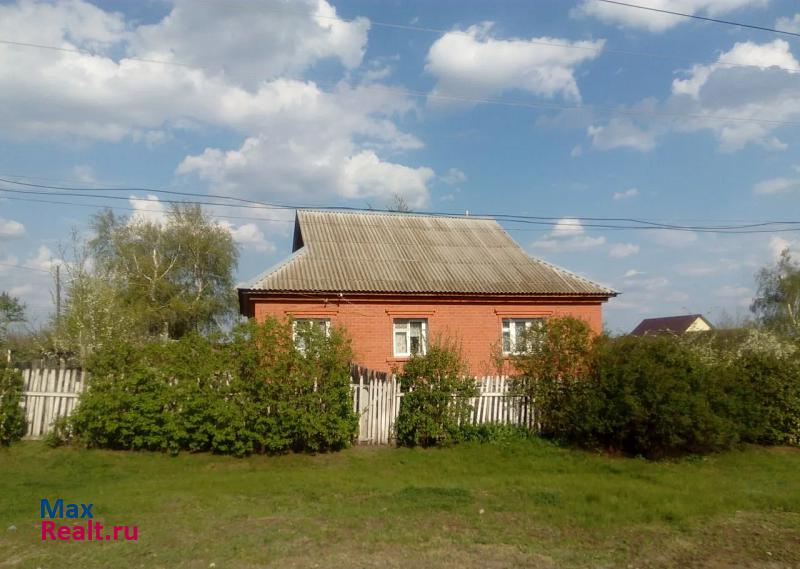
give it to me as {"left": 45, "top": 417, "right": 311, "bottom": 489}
{"left": 350, "top": 366, "right": 532, "bottom": 445}
{"left": 15, "top": 366, "right": 532, "bottom": 443}
{"left": 18, "top": 367, "right": 86, "bottom": 438}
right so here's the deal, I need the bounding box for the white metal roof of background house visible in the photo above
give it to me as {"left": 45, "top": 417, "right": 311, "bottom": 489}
{"left": 239, "top": 210, "right": 616, "bottom": 296}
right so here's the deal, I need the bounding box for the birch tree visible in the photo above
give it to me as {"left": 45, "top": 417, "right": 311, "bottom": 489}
{"left": 751, "top": 249, "right": 800, "bottom": 338}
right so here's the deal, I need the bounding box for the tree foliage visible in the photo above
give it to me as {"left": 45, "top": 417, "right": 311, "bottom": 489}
{"left": 89, "top": 204, "right": 238, "bottom": 338}
{"left": 54, "top": 205, "right": 238, "bottom": 363}
{"left": 0, "top": 292, "right": 25, "bottom": 345}
{"left": 511, "top": 317, "right": 597, "bottom": 437}
{"left": 751, "top": 248, "right": 800, "bottom": 337}
{"left": 394, "top": 339, "right": 478, "bottom": 447}
{"left": 0, "top": 362, "right": 25, "bottom": 445}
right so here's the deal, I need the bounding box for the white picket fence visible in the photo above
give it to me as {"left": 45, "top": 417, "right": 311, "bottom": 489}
{"left": 15, "top": 366, "right": 532, "bottom": 443}
{"left": 18, "top": 367, "right": 86, "bottom": 438}
{"left": 350, "top": 367, "right": 532, "bottom": 444}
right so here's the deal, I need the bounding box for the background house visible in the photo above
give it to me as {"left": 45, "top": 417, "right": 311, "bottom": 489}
{"left": 630, "top": 314, "right": 713, "bottom": 336}
{"left": 238, "top": 210, "right": 616, "bottom": 372}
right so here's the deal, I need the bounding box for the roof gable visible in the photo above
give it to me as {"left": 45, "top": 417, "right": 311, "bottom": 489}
{"left": 631, "top": 314, "right": 712, "bottom": 336}
{"left": 240, "top": 210, "right": 616, "bottom": 296}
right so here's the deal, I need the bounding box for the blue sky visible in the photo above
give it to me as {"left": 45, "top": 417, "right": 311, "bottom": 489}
{"left": 1, "top": 0, "right": 800, "bottom": 333}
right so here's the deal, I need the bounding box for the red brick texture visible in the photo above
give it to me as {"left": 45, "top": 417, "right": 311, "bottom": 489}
{"left": 245, "top": 293, "right": 606, "bottom": 374}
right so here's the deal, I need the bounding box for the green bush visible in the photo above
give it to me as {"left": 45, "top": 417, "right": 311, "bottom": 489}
{"left": 520, "top": 335, "right": 739, "bottom": 458}
{"left": 719, "top": 352, "right": 800, "bottom": 445}
{"left": 394, "top": 340, "right": 478, "bottom": 447}
{"left": 69, "top": 317, "right": 358, "bottom": 456}
{"left": 511, "top": 317, "right": 597, "bottom": 438}
{"left": 588, "top": 336, "right": 738, "bottom": 458}
{"left": 0, "top": 363, "right": 26, "bottom": 445}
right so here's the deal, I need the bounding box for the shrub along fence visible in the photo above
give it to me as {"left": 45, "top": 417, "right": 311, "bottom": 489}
{"left": 350, "top": 365, "right": 532, "bottom": 444}
{"left": 16, "top": 364, "right": 530, "bottom": 444}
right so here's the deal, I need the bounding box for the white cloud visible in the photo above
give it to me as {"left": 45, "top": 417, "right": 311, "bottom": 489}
{"left": 570, "top": 145, "right": 583, "bottom": 158}
{"left": 583, "top": 40, "right": 800, "bottom": 153}
{"left": 532, "top": 218, "right": 607, "bottom": 252}
{"left": 609, "top": 243, "right": 640, "bottom": 258}
{"left": 0, "top": 218, "right": 25, "bottom": 239}
{"left": 71, "top": 165, "right": 96, "bottom": 184}
{"left": 425, "top": 23, "right": 604, "bottom": 104}
{"left": 179, "top": 142, "right": 434, "bottom": 209}
{"left": 441, "top": 168, "right": 467, "bottom": 185}
{"left": 623, "top": 269, "right": 644, "bottom": 278}
{"left": 573, "top": 0, "right": 769, "bottom": 33}
{"left": 25, "top": 245, "right": 63, "bottom": 272}
{"left": 587, "top": 118, "right": 656, "bottom": 152}
{"left": 768, "top": 235, "right": 799, "bottom": 259}
{"left": 613, "top": 188, "right": 640, "bottom": 200}
{"left": 218, "top": 221, "right": 275, "bottom": 253}
{"left": 714, "top": 285, "right": 752, "bottom": 307}
{"left": 775, "top": 13, "right": 800, "bottom": 34}
{"left": 714, "top": 285, "right": 751, "bottom": 298}
{"left": 128, "top": 194, "right": 168, "bottom": 225}
{"left": 132, "top": 0, "right": 369, "bottom": 90}
{"left": 0, "top": 0, "right": 436, "bottom": 209}
{"left": 753, "top": 176, "right": 800, "bottom": 195}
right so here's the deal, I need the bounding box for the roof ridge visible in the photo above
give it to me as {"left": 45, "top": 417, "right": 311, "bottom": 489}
{"left": 297, "top": 209, "right": 499, "bottom": 223}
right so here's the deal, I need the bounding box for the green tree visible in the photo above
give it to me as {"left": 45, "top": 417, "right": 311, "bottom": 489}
{"left": 89, "top": 203, "right": 239, "bottom": 339}
{"left": 511, "top": 317, "right": 597, "bottom": 436}
{"left": 0, "top": 292, "right": 25, "bottom": 345}
{"left": 751, "top": 249, "right": 800, "bottom": 337}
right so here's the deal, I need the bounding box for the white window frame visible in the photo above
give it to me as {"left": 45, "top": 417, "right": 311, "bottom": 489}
{"left": 292, "top": 318, "right": 331, "bottom": 351}
{"left": 502, "top": 318, "right": 543, "bottom": 355}
{"left": 393, "top": 318, "right": 428, "bottom": 358}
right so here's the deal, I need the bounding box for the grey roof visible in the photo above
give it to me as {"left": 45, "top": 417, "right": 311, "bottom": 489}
{"left": 239, "top": 210, "right": 616, "bottom": 296}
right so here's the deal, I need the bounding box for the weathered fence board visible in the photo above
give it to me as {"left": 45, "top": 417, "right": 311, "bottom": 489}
{"left": 350, "top": 366, "right": 533, "bottom": 444}
{"left": 16, "top": 365, "right": 532, "bottom": 443}
{"left": 18, "top": 367, "right": 86, "bottom": 439}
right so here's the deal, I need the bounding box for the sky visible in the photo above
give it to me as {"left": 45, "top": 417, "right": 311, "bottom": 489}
{"left": 1, "top": 0, "right": 800, "bottom": 334}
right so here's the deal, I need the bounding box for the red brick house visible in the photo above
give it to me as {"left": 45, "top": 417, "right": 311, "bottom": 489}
{"left": 238, "top": 210, "right": 617, "bottom": 373}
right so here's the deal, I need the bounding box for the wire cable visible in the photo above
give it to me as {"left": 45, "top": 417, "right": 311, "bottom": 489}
{"left": 2, "top": 38, "right": 799, "bottom": 127}
{"left": 2, "top": 185, "right": 799, "bottom": 235}
{"left": 593, "top": 0, "right": 800, "bottom": 38}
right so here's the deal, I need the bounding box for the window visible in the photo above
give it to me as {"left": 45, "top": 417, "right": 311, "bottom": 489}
{"left": 502, "top": 318, "right": 543, "bottom": 354}
{"left": 292, "top": 318, "right": 330, "bottom": 351}
{"left": 393, "top": 319, "right": 427, "bottom": 357}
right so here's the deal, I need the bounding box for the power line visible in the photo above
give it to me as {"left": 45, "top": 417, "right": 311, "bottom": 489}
{"left": 0, "top": 261, "right": 51, "bottom": 274}
{"left": 0, "top": 39, "right": 198, "bottom": 68}
{"left": 0, "top": 176, "right": 287, "bottom": 211}
{"left": 311, "top": 9, "right": 800, "bottom": 73}
{"left": 2, "top": 183, "right": 800, "bottom": 235}
{"left": 5, "top": 175, "right": 800, "bottom": 230}
{"left": 2, "top": 37, "right": 799, "bottom": 128}
{"left": 593, "top": 0, "right": 800, "bottom": 38}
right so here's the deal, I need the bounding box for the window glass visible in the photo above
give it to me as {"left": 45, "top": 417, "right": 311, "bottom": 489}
{"left": 393, "top": 318, "right": 427, "bottom": 357}
{"left": 292, "top": 318, "right": 330, "bottom": 351}
{"left": 394, "top": 331, "right": 407, "bottom": 354}
{"left": 501, "top": 318, "right": 543, "bottom": 354}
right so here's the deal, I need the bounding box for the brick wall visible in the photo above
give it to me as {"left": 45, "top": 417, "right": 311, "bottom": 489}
{"left": 250, "top": 294, "right": 605, "bottom": 374}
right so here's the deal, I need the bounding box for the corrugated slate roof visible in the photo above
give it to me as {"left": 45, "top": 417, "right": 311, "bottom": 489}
{"left": 239, "top": 210, "right": 616, "bottom": 296}
{"left": 630, "top": 314, "right": 711, "bottom": 336}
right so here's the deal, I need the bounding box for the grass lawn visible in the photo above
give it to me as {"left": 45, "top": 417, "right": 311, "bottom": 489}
{"left": 0, "top": 440, "right": 798, "bottom": 568}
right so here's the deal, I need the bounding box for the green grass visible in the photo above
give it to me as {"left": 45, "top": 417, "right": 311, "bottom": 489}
{"left": 1, "top": 441, "right": 799, "bottom": 568}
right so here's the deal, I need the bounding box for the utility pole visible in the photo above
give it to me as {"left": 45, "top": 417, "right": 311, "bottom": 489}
{"left": 55, "top": 264, "right": 61, "bottom": 327}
